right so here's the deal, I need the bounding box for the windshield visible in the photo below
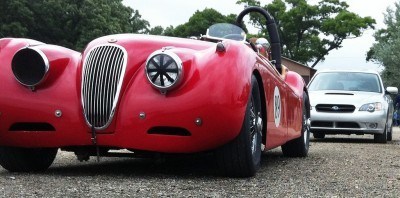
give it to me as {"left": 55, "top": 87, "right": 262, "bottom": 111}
{"left": 308, "top": 72, "right": 382, "bottom": 93}
{"left": 204, "top": 23, "right": 246, "bottom": 41}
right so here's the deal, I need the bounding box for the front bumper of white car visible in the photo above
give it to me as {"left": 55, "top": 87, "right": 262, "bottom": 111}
{"left": 310, "top": 108, "right": 387, "bottom": 135}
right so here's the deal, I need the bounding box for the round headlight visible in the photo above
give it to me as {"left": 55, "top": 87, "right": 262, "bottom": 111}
{"left": 11, "top": 47, "right": 49, "bottom": 87}
{"left": 145, "top": 50, "right": 183, "bottom": 93}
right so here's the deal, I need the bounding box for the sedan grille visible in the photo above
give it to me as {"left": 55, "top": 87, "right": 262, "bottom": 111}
{"left": 311, "top": 121, "right": 360, "bottom": 128}
{"left": 316, "top": 104, "right": 355, "bottom": 113}
{"left": 81, "top": 44, "right": 127, "bottom": 129}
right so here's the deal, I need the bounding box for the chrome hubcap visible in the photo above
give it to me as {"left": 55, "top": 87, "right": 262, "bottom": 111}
{"left": 303, "top": 115, "right": 311, "bottom": 143}
{"left": 257, "top": 114, "right": 263, "bottom": 132}
{"left": 250, "top": 100, "right": 262, "bottom": 155}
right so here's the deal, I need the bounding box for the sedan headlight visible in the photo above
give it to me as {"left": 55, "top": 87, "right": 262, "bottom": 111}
{"left": 359, "top": 102, "right": 382, "bottom": 112}
{"left": 145, "top": 50, "right": 183, "bottom": 94}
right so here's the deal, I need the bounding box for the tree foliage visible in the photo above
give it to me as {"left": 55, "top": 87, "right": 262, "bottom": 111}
{"left": 368, "top": 2, "right": 400, "bottom": 88}
{"left": 148, "top": 26, "right": 164, "bottom": 35}
{"left": 0, "top": 0, "right": 149, "bottom": 50}
{"left": 0, "top": 0, "right": 33, "bottom": 37}
{"left": 167, "top": 8, "right": 238, "bottom": 38}
{"left": 237, "top": 0, "right": 375, "bottom": 67}
{"left": 0, "top": 1, "right": 236, "bottom": 46}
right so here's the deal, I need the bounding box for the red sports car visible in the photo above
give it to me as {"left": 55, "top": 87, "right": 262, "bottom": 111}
{"left": 0, "top": 7, "right": 310, "bottom": 177}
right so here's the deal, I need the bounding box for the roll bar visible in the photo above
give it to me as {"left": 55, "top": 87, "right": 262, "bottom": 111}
{"left": 236, "top": 6, "right": 282, "bottom": 73}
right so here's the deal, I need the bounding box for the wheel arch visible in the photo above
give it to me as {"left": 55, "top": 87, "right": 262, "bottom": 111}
{"left": 303, "top": 88, "right": 311, "bottom": 119}
{"left": 252, "top": 70, "right": 267, "bottom": 145}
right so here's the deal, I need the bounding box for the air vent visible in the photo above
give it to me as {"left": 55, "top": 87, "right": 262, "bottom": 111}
{"left": 325, "top": 93, "right": 354, "bottom": 95}
{"left": 148, "top": 127, "right": 191, "bottom": 136}
{"left": 9, "top": 122, "right": 55, "bottom": 131}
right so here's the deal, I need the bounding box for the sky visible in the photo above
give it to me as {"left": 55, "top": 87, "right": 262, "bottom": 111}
{"left": 123, "top": 0, "right": 398, "bottom": 71}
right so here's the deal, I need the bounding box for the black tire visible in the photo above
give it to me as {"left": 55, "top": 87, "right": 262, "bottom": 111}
{"left": 215, "top": 76, "right": 262, "bottom": 177}
{"left": 0, "top": 147, "right": 58, "bottom": 172}
{"left": 387, "top": 122, "right": 393, "bottom": 141}
{"left": 374, "top": 124, "right": 388, "bottom": 143}
{"left": 313, "top": 133, "right": 325, "bottom": 139}
{"left": 281, "top": 92, "right": 310, "bottom": 157}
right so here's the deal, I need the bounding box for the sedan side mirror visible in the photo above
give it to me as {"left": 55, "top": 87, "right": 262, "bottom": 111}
{"left": 386, "top": 87, "right": 398, "bottom": 94}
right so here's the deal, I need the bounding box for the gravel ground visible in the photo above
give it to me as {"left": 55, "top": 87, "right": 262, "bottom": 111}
{"left": 1, "top": 128, "right": 399, "bottom": 197}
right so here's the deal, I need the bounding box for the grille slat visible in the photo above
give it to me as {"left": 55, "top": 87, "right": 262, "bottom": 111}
{"left": 85, "top": 47, "right": 96, "bottom": 127}
{"left": 97, "top": 46, "right": 112, "bottom": 126}
{"left": 106, "top": 47, "right": 119, "bottom": 119}
{"left": 82, "top": 45, "right": 127, "bottom": 129}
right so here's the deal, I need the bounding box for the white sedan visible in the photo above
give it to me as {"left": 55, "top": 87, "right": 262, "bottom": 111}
{"left": 308, "top": 70, "right": 398, "bottom": 143}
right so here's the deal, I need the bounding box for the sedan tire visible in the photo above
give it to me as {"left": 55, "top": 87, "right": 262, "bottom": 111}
{"left": 313, "top": 133, "right": 325, "bottom": 139}
{"left": 374, "top": 124, "right": 387, "bottom": 143}
{"left": 387, "top": 123, "right": 393, "bottom": 141}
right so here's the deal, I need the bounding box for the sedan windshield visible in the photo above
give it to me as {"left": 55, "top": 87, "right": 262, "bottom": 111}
{"left": 308, "top": 72, "right": 382, "bottom": 93}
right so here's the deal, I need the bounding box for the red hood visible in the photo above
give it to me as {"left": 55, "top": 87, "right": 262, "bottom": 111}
{"left": 79, "top": 34, "right": 223, "bottom": 131}
{"left": 81, "top": 34, "right": 217, "bottom": 87}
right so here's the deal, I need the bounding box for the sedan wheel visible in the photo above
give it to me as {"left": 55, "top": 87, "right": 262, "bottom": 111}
{"left": 374, "top": 123, "right": 388, "bottom": 143}
{"left": 387, "top": 122, "right": 393, "bottom": 141}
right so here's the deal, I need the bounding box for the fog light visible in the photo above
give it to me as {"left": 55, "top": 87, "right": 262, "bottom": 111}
{"left": 368, "top": 123, "right": 377, "bottom": 129}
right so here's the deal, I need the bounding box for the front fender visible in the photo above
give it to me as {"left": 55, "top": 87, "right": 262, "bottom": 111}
{"left": 112, "top": 41, "right": 256, "bottom": 152}
{"left": 0, "top": 38, "right": 91, "bottom": 147}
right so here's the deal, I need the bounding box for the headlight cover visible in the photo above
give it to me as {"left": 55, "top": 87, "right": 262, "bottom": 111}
{"left": 145, "top": 50, "right": 183, "bottom": 94}
{"left": 359, "top": 102, "right": 382, "bottom": 112}
{"left": 11, "top": 47, "right": 49, "bottom": 88}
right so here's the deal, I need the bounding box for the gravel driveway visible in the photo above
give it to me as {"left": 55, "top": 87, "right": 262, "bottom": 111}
{"left": 1, "top": 128, "right": 399, "bottom": 197}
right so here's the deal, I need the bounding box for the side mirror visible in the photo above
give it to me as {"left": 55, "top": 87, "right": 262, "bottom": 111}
{"left": 386, "top": 87, "right": 398, "bottom": 94}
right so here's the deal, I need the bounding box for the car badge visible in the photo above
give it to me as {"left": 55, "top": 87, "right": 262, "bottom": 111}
{"left": 331, "top": 106, "right": 340, "bottom": 111}
{"left": 108, "top": 38, "right": 117, "bottom": 43}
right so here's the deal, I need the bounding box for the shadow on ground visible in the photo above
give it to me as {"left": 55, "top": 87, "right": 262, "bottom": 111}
{"left": 0, "top": 149, "right": 290, "bottom": 178}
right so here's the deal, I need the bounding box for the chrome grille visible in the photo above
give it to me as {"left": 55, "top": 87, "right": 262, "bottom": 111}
{"left": 81, "top": 44, "right": 127, "bottom": 129}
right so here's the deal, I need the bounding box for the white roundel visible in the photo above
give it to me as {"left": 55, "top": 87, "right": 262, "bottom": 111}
{"left": 274, "top": 86, "right": 281, "bottom": 127}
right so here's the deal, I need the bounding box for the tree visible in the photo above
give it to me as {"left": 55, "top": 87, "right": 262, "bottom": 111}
{"left": 237, "top": 0, "right": 375, "bottom": 67}
{"left": 169, "top": 8, "right": 238, "bottom": 38}
{"left": 0, "top": 0, "right": 149, "bottom": 50}
{"left": 163, "top": 25, "right": 176, "bottom": 36}
{"left": 0, "top": 0, "right": 33, "bottom": 37}
{"left": 130, "top": 9, "right": 150, "bottom": 34}
{"left": 368, "top": 2, "right": 400, "bottom": 88}
{"left": 148, "top": 26, "right": 164, "bottom": 35}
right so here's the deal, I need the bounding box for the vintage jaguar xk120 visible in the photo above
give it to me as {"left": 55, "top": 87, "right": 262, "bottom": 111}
{"left": 0, "top": 7, "right": 310, "bottom": 177}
